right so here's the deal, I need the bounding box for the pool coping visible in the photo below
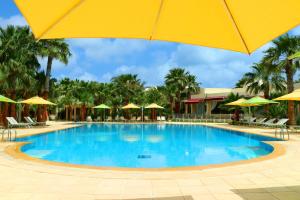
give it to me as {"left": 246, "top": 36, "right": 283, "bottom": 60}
{"left": 4, "top": 122, "right": 286, "bottom": 172}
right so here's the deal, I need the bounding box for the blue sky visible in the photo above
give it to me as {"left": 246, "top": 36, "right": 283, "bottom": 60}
{"left": 1, "top": 1, "right": 300, "bottom": 88}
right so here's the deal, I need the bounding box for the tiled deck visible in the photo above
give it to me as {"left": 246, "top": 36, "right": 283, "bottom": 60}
{"left": 0, "top": 122, "right": 300, "bottom": 200}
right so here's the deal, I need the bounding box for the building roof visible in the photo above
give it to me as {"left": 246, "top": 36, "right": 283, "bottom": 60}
{"left": 187, "top": 87, "right": 260, "bottom": 103}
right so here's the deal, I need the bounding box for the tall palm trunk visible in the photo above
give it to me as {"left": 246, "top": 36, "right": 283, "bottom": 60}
{"left": 3, "top": 103, "right": 9, "bottom": 127}
{"left": 22, "top": 94, "right": 30, "bottom": 118}
{"left": 42, "top": 56, "right": 53, "bottom": 122}
{"left": 81, "top": 104, "right": 86, "bottom": 121}
{"left": 169, "top": 96, "right": 174, "bottom": 116}
{"left": 42, "top": 92, "right": 49, "bottom": 121}
{"left": 23, "top": 104, "right": 30, "bottom": 118}
{"left": 175, "top": 92, "right": 181, "bottom": 113}
{"left": 10, "top": 91, "right": 16, "bottom": 119}
{"left": 263, "top": 85, "right": 270, "bottom": 112}
{"left": 69, "top": 106, "right": 73, "bottom": 121}
{"left": 0, "top": 103, "right": 3, "bottom": 126}
{"left": 37, "top": 106, "right": 43, "bottom": 122}
{"left": 285, "top": 61, "right": 295, "bottom": 125}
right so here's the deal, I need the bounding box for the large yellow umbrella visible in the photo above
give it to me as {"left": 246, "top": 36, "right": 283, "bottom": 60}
{"left": 20, "top": 96, "right": 56, "bottom": 105}
{"left": 14, "top": 0, "right": 300, "bottom": 54}
{"left": 274, "top": 89, "right": 300, "bottom": 101}
{"left": 122, "top": 103, "right": 140, "bottom": 109}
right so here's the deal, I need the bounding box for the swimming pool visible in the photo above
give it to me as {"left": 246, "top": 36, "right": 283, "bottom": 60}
{"left": 17, "top": 124, "right": 279, "bottom": 169}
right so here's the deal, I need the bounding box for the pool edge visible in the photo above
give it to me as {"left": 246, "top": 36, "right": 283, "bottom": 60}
{"left": 5, "top": 138, "right": 286, "bottom": 172}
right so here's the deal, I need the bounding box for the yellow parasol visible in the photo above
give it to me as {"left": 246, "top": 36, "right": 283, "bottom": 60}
{"left": 20, "top": 96, "right": 56, "bottom": 105}
{"left": 145, "top": 103, "right": 164, "bottom": 109}
{"left": 273, "top": 89, "right": 300, "bottom": 101}
{"left": 14, "top": 0, "right": 300, "bottom": 54}
{"left": 145, "top": 103, "right": 164, "bottom": 120}
{"left": 225, "top": 98, "right": 258, "bottom": 107}
{"left": 121, "top": 103, "right": 140, "bottom": 109}
{"left": 225, "top": 98, "right": 258, "bottom": 119}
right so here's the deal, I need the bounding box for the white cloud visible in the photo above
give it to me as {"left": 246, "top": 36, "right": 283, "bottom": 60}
{"left": 0, "top": 15, "right": 27, "bottom": 27}
{"left": 43, "top": 38, "right": 276, "bottom": 87}
{"left": 69, "top": 39, "right": 148, "bottom": 63}
{"left": 77, "top": 72, "right": 98, "bottom": 81}
{"left": 99, "top": 63, "right": 172, "bottom": 86}
{"left": 57, "top": 66, "right": 99, "bottom": 82}
{"left": 100, "top": 72, "right": 113, "bottom": 82}
{"left": 100, "top": 41, "right": 276, "bottom": 88}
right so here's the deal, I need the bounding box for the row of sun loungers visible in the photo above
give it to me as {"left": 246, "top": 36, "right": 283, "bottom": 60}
{"left": 100, "top": 116, "right": 166, "bottom": 122}
{"left": 6, "top": 116, "right": 47, "bottom": 128}
{"left": 239, "top": 117, "right": 290, "bottom": 139}
{"left": 240, "top": 117, "right": 289, "bottom": 128}
{"left": 172, "top": 117, "right": 231, "bottom": 123}
{"left": 1, "top": 117, "right": 48, "bottom": 141}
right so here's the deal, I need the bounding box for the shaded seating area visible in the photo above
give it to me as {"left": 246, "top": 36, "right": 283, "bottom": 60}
{"left": 64, "top": 104, "right": 94, "bottom": 122}
{"left": 172, "top": 114, "right": 232, "bottom": 123}
{"left": 88, "top": 103, "right": 166, "bottom": 122}
{"left": 225, "top": 97, "right": 290, "bottom": 139}
{"left": 0, "top": 96, "right": 56, "bottom": 141}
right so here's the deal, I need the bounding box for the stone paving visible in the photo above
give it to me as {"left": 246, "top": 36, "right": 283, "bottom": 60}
{"left": 0, "top": 121, "right": 300, "bottom": 200}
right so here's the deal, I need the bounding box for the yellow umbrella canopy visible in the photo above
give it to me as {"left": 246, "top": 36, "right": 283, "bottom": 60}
{"left": 20, "top": 96, "right": 56, "bottom": 105}
{"left": 274, "top": 89, "right": 300, "bottom": 101}
{"left": 225, "top": 98, "right": 247, "bottom": 106}
{"left": 225, "top": 98, "right": 257, "bottom": 107}
{"left": 145, "top": 103, "right": 164, "bottom": 109}
{"left": 122, "top": 103, "right": 140, "bottom": 109}
{"left": 14, "top": 0, "right": 300, "bottom": 54}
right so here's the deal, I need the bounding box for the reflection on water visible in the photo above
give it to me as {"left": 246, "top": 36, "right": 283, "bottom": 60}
{"left": 121, "top": 133, "right": 140, "bottom": 142}
{"left": 18, "top": 124, "right": 278, "bottom": 168}
{"left": 146, "top": 134, "right": 164, "bottom": 143}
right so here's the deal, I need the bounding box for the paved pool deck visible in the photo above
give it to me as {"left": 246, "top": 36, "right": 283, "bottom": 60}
{"left": 0, "top": 121, "right": 300, "bottom": 200}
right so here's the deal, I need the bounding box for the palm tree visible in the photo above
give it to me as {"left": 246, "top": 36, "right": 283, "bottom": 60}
{"left": 143, "top": 88, "right": 168, "bottom": 106}
{"left": 238, "top": 62, "right": 286, "bottom": 100}
{"left": 165, "top": 68, "right": 199, "bottom": 113}
{"left": 0, "top": 26, "right": 40, "bottom": 121}
{"left": 76, "top": 80, "right": 94, "bottom": 121}
{"left": 165, "top": 68, "right": 188, "bottom": 113}
{"left": 38, "top": 39, "right": 71, "bottom": 121}
{"left": 264, "top": 34, "right": 300, "bottom": 124}
{"left": 111, "top": 74, "right": 144, "bottom": 104}
{"left": 185, "top": 74, "right": 200, "bottom": 99}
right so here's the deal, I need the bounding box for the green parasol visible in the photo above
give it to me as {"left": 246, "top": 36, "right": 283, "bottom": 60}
{"left": 93, "top": 104, "right": 111, "bottom": 121}
{"left": 93, "top": 104, "right": 111, "bottom": 109}
{"left": 0, "top": 95, "right": 17, "bottom": 103}
{"left": 241, "top": 96, "right": 278, "bottom": 105}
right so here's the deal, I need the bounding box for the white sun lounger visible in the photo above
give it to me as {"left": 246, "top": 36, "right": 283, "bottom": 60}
{"left": 24, "top": 117, "right": 46, "bottom": 126}
{"left": 266, "top": 118, "right": 289, "bottom": 128}
{"left": 6, "top": 117, "right": 31, "bottom": 128}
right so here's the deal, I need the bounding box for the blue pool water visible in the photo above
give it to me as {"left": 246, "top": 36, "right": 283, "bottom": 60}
{"left": 17, "top": 124, "right": 279, "bottom": 168}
